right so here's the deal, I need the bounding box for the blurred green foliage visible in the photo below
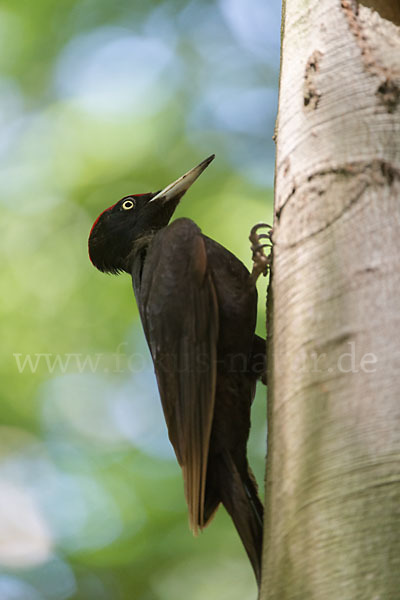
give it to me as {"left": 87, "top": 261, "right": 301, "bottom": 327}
{"left": 0, "top": 0, "right": 279, "bottom": 598}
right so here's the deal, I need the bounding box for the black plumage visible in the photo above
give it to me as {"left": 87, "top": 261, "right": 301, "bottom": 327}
{"left": 88, "top": 156, "right": 267, "bottom": 584}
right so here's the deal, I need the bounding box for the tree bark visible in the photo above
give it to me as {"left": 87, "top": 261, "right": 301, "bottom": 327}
{"left": 261, "top": 1, "right": 400, "bottom": 598}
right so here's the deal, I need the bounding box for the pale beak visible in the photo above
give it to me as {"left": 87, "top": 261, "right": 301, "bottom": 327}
{"left": 149, "top": 154, "right": 215, "bottom": 204}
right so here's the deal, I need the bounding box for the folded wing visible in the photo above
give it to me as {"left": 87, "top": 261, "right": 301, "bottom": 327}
{"left": 138, "top": 218, "right": 219, "bottom": 532}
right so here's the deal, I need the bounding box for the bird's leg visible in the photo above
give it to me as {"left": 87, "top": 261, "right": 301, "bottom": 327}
{"left": 248, "top": 224, "right": 273, "bottom": 387}
{"left": 249, "top": 223, "right": 273, "bottom": 285}
{"left": 249, "top": 334, "right": 267, "bottom": 385}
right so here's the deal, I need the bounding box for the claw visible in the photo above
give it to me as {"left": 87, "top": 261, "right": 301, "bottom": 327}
{"left": 250, "top": 222, "right": 272, "bottom": 236}
{"left": 255, "top": 234, "right": 272, "bottom": 242}
{"left": 249, "top": 223, "right": 273, "bottom": 284}
{"left": 252, "top": 242, "right": 272, "bottom": 255}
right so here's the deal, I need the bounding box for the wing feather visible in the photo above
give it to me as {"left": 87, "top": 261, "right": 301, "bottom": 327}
{"left": 137, "top": 218, "right": 219, "bottom": 532}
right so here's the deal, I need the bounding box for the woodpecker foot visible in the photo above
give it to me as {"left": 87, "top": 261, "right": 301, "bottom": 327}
{"left": 249, "top": 223, "right": 273, "bottom": 284}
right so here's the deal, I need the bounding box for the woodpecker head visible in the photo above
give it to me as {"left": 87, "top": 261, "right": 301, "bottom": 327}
{"left": 88, "top": 154, "right": 215, "bottom": 274}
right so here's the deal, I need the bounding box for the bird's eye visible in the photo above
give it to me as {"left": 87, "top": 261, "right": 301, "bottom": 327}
{"left": 122, "top": 199, "right": 134, "bottom": 210}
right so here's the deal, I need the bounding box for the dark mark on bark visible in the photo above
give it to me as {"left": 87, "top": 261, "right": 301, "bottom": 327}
{"left": 276, "top": 158, "right": 400, "bottom": 234}
{"left": 304, "top": 50, "right": 323, "bottom": 110}
{"left": 341, "top": 0, "right": 400, "bottom": 113}
{"left": 376, "top": 79, "right": 400, "bottom": 113}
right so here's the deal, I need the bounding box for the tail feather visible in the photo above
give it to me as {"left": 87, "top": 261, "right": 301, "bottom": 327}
{"left": 202, "top": 485, "right": 220, "bottom": 527}
{"left": 217, "top": 452, "right": 263, "bottom": 586}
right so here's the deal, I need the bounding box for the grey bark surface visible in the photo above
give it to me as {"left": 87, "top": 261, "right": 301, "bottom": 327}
{"left": 261, "top": 1, "right": 400, "bottom": 598}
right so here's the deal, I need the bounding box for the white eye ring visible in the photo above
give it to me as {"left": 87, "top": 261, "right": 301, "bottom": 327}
{"left": 122, "top": 199, "right": 134, "bottom": 210}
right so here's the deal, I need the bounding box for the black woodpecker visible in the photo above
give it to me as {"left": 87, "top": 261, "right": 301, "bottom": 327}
{"left": 88, "top": 155, "right": 271, "bottom": 585}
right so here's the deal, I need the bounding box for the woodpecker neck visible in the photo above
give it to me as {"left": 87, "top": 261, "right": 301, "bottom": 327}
{"left": 128, "top": 231, "right": 157, "bottom": 296}
{"left": 127, "top": 231, "right": 157, "bottom": 266}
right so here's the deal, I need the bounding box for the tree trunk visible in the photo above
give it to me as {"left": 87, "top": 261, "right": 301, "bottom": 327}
{"left": 261, "top": 1, "right": 400, "bottom": 598}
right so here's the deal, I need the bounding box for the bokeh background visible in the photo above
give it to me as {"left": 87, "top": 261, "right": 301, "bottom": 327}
{"left": 1, "top": 1, "right": 280, "bottom": 598}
